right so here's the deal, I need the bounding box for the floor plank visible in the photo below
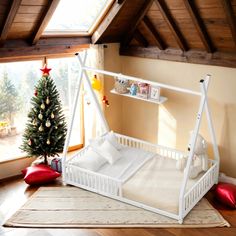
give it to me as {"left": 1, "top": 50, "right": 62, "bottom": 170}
{"left": 0, "top": 177, "right": 235, "bottom": 236}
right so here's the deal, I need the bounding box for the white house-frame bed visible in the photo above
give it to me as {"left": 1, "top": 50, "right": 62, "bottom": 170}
{"left": 62, "top": 50, "right": 220, "bottom": 224}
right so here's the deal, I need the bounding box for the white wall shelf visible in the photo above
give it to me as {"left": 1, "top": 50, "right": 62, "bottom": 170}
{"left": 110, "top": 89, "right": 168, "bottom": 105}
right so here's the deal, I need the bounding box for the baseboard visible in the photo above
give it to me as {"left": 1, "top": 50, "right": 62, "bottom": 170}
{"left": 219, "top": 172, "right": 236, "bottom": 185}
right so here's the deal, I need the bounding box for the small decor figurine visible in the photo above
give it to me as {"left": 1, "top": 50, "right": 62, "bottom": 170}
{"left": 114, "top": 78, "right": 129, "bottom": 94}
{"left": 137, "top": 83, "right": 150, "bottom": 99}
{"left": 130, "top": 83, "right": 138, "bottom": 96}
{"left": 91, "top": 74, "right": 101, "bottom": 91}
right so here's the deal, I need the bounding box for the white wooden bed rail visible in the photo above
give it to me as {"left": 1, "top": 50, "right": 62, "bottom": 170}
{"left": 65, "top": 163, "right": 123, "bottom": 196}
{"left": 115, "top": 133, "right": 185, "bottom": 160}
{"left": 183, "top": 161, "right": 218, "bottom": 218}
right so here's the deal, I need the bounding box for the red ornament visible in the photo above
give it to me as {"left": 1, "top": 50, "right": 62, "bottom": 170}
{"left": 40, "top": 64, "right": 51, "bottom": 75}
{"left": 34, "top": 89, "right": 38, "bottom": 96}
{"left": 215, "top": 182, "right": 236, "bottom": 208}
{"left": 105, "top": 100, "right": 110, "bottom": 107}
{"left": 102, "top": 96, "right": 107, "bottom": 103}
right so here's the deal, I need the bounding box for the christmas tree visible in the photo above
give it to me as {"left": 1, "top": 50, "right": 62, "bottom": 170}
{"left": 21, "top": 65, "right": 67, "bottom": 164}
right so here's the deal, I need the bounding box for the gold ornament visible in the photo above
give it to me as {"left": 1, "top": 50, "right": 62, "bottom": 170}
{"left": 51, "top": 112, "right": 54, "bottom": 119}
{"left": 39, "top": 124, "right": 44, "bottom": 132}
{"left": 41, "top": 103, "right": 45, "bottom": 110}
{"left": 38, "top": 113, "right": 43, "bottom": 120}
{"left": 46, "top": 139, "right": 50, "bottom": 145}
{"left": 32, "top": 119, "right": 37, "bottom": 126}
{"left": 45, "top": 119, "right": 51, "bottom": 127}
{"left": 46, "top": 97, "right": 50, "bottom": 105}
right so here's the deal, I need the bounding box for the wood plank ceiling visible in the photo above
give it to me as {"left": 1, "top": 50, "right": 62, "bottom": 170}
{"left": 0, "top": 0, "right": 90, "bottom": 61}
{"left": 95, "top": 0, "right": 236, "bottom": 68}
{"left": 0, "top": 0, "right": 235, "bottom": 68}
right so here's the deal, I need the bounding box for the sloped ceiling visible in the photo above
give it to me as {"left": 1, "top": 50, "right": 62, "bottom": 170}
{"left": 0, "top": 0, "right": 235, "bottom": 67}
{"left": 93, "top": 0, "right": 236, "bottom": 68}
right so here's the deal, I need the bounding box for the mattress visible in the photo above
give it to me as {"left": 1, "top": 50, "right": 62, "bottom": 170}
{"left": 122, "top": 155, "right": 204, "bottom": 214}
{"left": 97, "top": 146, "right": 155, "bottom": 182}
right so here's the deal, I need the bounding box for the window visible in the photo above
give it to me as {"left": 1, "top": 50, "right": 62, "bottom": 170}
{"left": 47, "top": 57, "right": 83, "bottom": 147}
{"left": 44, "top": 0, "right": 113, "bottom": 35}
{"left": 0, "top": 57, "right": 83, "bottom": 162}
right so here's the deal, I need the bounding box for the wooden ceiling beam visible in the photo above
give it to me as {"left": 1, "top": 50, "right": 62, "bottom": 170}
{"left": 0, "top": 37, "right": 90, "bottom": 61}
{"left": 221, "top": 0, "right": 236, "bottom": 46}
{"left": 92, "top": 0, "right": 126, "bottom": 44}
{"left": 143, "top": 16, "right": 165, "bottom": 50}
{"left": 122, "top": 0, "right": 154, "bottom": 47}
{"left": 0, "top": 0, "right": 22, "bottom": 46}
{"left": 31, "top": 0, "right": 60, "bottom": 45}
{"left": 154, "top": 0, "right": 188, "bottom": 51}
{"left": 134, "top": 29, "right": 148, "bottom": 47}
{"left": 120, "top": 46, "right": 236, "bottom": 68}
{"left": 183, "top": 0, "right": 214, "bottom": 53}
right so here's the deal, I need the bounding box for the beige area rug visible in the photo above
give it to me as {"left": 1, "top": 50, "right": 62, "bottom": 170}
{"left": 4, "top": 186, "right": 230, "bottom": 228}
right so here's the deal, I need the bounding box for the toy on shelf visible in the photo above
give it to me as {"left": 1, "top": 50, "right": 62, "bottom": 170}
{"left": 114, "top": 77, "right": 129, "bottom": 94}
{"left": 129, "top": 82, "right": 138, "bottom": 96}
{"left": 137, "top": 83, "right": 150, "bottom": 99}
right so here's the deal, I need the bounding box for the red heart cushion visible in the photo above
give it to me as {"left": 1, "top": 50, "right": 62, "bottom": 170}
{"left": 22, "top": 164, "right": 61, "bottom": 185}
{"left": 215, "top": 182, "right": 236, "bottom": 208}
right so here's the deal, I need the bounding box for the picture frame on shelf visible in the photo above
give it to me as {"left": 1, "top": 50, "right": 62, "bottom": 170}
{"left": 137, "top": 83, "right": 150, "bottom": 99}
{"left": 149, "top": 86, "right": 160, "bottom": 101}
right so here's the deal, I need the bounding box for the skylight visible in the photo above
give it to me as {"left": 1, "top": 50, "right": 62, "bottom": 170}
{"left": 44, "top": 0, "right": 112, "bottom": 34}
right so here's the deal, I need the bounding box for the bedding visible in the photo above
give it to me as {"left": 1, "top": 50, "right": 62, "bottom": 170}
{"left": 97, "top": 146, "right": 155, "bottom": 181}
{"left": 93, "top": 139, "right": 122, "bottom": 165}
{"left": 72, "top": 148, "right": 107, "bottom": 171}
{"left": 122, "top": 156, "right": 204, "bottom": 214}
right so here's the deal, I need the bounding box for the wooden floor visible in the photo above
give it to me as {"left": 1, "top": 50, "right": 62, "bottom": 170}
{"left": 0, "top": 177, "right": 236, "bottom": 236}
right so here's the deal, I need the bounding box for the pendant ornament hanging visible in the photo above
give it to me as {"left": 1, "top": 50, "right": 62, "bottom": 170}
{"left": 45, "top": 119, "right": 51, "bottom": 127}
{"left": 38, "top": 113, "right": 43, "bottom": 120}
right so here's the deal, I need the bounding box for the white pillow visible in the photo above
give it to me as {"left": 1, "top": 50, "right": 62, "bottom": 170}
{"left": 89, "top": 136, "right": 104, "bottom": 149}
{"left": 94, "top": 140, "right": 122, "bottom": 165}
{"left": 105, "top": 131, "right": 123, "bottom": 150}
{"left": 72, "top": 148, "right": 107, "bottom": 171}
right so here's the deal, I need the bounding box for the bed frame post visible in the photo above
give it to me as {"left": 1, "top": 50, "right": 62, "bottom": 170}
{"left": 202, "top": 76, "right": 220, "bottom": 183}
{"left": 62, "top": 52, "right": 87, "bottom": 184}
{"left": 77, "top": 53, "right": 110, "bottom": 133}
{"left": 178, "top": 75, "right": 210, "bottom": 222}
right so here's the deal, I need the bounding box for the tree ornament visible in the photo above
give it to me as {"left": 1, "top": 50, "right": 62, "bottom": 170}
{"left": 105, "top": 100, "right": 110, "bottom": 107}
{"left": 40, "top": 64, "right": 51, "bottom": 76}
{"left": 32, "top": 118, "right": 37, "bottom": 126}
{"left": 45, "top": 119, "right": 51, "bottom": 127}
{"left": 46, "top": 139, "right": 50, "bottom": 145}
{"left": 55, "top": 126, "right": 58, "bottom": 130}
{"left": 41, "top": 102, "right": 45, "bottom": 110}
{"left": 39, "top": 124, "right": 44, "bottom": 132}
{"left": 28, "top": 139, "right": 32, "bottom": 146}
{"left": 51, "top": 112, "right": 54, "bottom": 119}
{"left": 102, "top": 96, "right": 107, "bottom": 103}
{"left": 34, "top": 89, "right": 38, "bottom": 96}
{"left": 46, "top": 97, "right": 50, "bottom": 105}
{"left": 38, "top": 113, "right": 43, "bottom": 120}
{"left": 91, "top": 74, "right": 101, "bottom": 91}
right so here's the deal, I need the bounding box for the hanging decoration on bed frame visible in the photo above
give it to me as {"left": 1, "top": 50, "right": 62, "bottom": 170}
{"left": 62, "top": 50, "right": 220, "bottom": 224}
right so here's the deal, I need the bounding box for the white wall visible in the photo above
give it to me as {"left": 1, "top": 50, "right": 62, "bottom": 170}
{"left": 104, "top": 43, "right": 236, "bottom": 178}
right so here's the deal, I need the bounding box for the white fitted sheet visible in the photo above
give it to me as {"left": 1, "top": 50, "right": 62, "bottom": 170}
{"left": 122, "top": 156, "right": 204, "bottom": 214}
{"left": 97, "top": 146, "right": 155, "bottom": 182}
